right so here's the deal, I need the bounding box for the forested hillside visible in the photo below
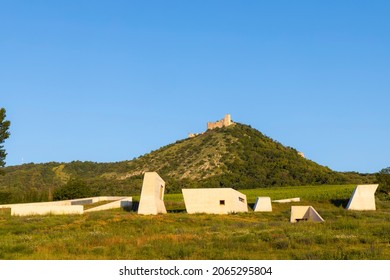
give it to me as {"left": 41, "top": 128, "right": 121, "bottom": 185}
{"left": 0, "top": 123, "right": 374, "bottom": 203}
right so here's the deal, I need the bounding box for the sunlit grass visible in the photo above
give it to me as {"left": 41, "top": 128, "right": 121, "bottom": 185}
{"left": 0, "top": 185, "right": 389, "bottom": 260}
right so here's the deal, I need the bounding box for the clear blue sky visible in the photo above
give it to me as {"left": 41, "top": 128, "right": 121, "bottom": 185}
{"left": 1, "top": 1, "right": 389, "bottom": 173}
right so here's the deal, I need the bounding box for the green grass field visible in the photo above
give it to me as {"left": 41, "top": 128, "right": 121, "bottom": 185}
{"left": 0, "top": 185, "right": 389, "bottom": 260}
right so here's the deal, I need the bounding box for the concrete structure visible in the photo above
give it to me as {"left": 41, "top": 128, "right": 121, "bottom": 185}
{"left": 11, "top": 205, "right": 84, "bottom": 216}
{"left": 346, "top": 184, "right": 379, "bottom": 211}
{"left": 253, "top": 197, "right": 272, "bottom": 212}
{"left": 0, "top": 196, "right": 132, "bottom": 216}
{"left": 207, "top": 114, "right": 233, "bottom": 130}
{"left": 273, "top": 197, "right": 300, "bottom": 203}
{"left": 138, "top": 172, "right": 167, "bottom": 215}
{"left": 84, "top": 197, "right": 132, "bottom": 212}
{"left": 290, "top": 206, "right": 324, "bottom": 223}
{"left": 182, "top": 188, "right": 248, "bottom": 214}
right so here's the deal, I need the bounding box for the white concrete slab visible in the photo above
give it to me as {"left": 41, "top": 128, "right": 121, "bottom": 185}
{"left": 11, "top": 205, "right": 84, "bottom": 216}
{"left": 273, "top": 197, "right": 300, "bottom": 203}
{"left": 0, "top": 196, "right": 133, "bottom": 216}
{"left": 85, "top": 197, "right": 132, "bottom": 212}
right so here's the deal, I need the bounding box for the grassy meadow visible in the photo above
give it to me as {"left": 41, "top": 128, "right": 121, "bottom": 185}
{"left": 0, "top": 184, "right": 389, "bottom": 260}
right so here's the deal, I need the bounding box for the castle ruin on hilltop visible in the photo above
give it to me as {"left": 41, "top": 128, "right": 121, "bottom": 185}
{"left": 207, "top": 114, "right": 233, "bottom": 130}
{"left": 188, "top": 114, "right": 234, "bottom": 138}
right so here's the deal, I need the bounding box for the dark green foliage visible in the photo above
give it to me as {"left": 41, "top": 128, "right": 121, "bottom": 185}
{"left": 53, "top": 178, "right": 93, "bottom": 200}
{"left": 376, "top": 167, "right": 390, "bottom": 197}
{"left": 0, "top": 108, "right": 11, "bottom": 173}
{"left": 0, "top": 123, "right": 375, "bottom": 203}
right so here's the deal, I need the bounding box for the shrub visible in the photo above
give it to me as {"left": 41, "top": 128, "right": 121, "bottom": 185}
{"left": 376, "top": 167, "right": 390, "bottom": 197}
{"left": 53, "top": 178, "right": 93, "bottom": 200}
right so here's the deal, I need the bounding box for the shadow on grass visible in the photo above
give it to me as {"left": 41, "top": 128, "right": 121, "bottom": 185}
{"left": 248, "top": 203, "right": 255, "bottom": 210}
{"left": 167, "top": 208, "right": 187, "bottom": 213}
{"left": 123, "top": 202, "right": 186, "bottom": 213}
{"left": 123, "top": 201, "right": 139, "bottom": 212}
{"left": 330, "top": 199, "right": 349, "bottom": 208}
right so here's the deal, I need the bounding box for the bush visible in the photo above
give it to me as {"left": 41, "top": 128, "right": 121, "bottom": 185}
{"left": 53, "top": 178, "right": 93, "bottom": 200}
{"left": 376, "top": 167, "right": 390, "bottom": 196}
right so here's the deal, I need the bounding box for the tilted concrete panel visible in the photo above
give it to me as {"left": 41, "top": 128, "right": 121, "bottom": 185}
{"left": 273, "top": 197, "right": 300, "bottom": 203}
{"left": 138, "top": 172, "right": 167, "bottom": 215}
{"left": 182, "top": 188, "right": 248, "bottom": 214}
{"left": 0, "top": 196, "right": 133, "bottom": 216}
{"left": 253, "top": 197, "right": 272, "bottom": 212}
{"left": 11, "top": 205, "right": 84, "bottom": 216}
{"left": 85, "top": 197, "right": 132, "bottom": 212}
{"left": 290, "top": 206, "right": 324, "bottom": 223}
{"left": 346, "top": 184, "right": 378, "bottom": 211}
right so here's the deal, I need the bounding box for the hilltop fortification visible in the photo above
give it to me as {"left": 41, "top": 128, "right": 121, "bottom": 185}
{"left": 189, "top": 114, "right": 234, "bottom": 138}
{"left": 207, "top": 114, "right": 233, "bottom": 130}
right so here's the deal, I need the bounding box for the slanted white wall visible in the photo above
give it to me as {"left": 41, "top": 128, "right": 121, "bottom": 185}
{"left": 0, "top": 196, "right": 133, "bottom": 216}
{"left": 11, "top": 205, "right": 84, "bottom": 216}
{"left": 85, "top": 197, "right": 132, "bottom": 212}
{"left": 273, "top": 197, "right": 300, "bottom": 203}
{"left": 346, "top": 184, "right": 378, "bottom": 211}
{"left": 253, "top": 197, "right": 272, "bottom": 212}
{"left": 138, "top": 172, "right": 167, "bottom": 215}
{"left": 182, "top": 188, "right": 248, "bottom": 214}
{"left": 290, "top": 206, "right": 324, "bottom": 223}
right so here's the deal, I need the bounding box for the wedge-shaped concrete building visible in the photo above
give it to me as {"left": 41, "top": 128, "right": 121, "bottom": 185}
{"left": 253, "top": 197, "right": 272, "bottom": 212}
{"left": 138, "top": 172, "right": 167, "bottom": 215}
{"left": 290, "top": 206, "right": 324, "bottom": 223}
{"left": 182, "top": 188, "right": 248, "bottom": 214}
{"left": 346, "top": 184, "right": 379, "bottom": 211}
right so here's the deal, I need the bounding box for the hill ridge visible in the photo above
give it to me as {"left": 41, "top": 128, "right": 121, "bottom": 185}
{"left": 0, "top": 122, "right": 373, "bottom": 203}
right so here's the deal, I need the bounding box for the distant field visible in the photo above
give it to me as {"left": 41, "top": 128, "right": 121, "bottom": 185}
{"left": 0, "top": 185, "right": 389, "bottom": 260}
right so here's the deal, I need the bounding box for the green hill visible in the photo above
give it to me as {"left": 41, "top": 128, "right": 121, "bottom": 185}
{"left": 0, "top": 123, "right": 374, "bottom": 203}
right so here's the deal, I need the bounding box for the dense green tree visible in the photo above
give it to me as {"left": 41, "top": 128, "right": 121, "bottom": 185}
{"left": 53, "top": 178, "right": 93, "bottom": 200}
{"left": 0, "top": 108, "right": 11, "bottom": 174}
{"left": 376, "top": 167, "right": 390, "bottom": 196}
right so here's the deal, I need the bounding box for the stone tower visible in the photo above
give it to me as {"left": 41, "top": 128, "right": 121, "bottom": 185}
{"left": 207, "top": 114, "right": 233, "bottom": 130}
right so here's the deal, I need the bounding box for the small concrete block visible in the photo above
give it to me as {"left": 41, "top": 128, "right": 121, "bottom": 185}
{"left": 253, "top": 197, "right": 272, "bottom": 212}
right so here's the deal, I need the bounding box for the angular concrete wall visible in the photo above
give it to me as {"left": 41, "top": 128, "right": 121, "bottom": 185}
{"left": 182, "top": 188, "right": 248, "bottom": 214}
{"left": 0, "top": 196, "right": 133, "bottom": 216}
{"left": 253, "top": 197, "right": 272, "bottom": 212}
{"left": 346, "top": 184, "right": 379, "bottom": 211}
{"left": 11, "top": 205, "right": 84, "bottom": 216}
{"left": 273, "top": 197, "right": 300, "bottom": 203}
{"left": 0, "top": 196, "right": 131, "bottom": 209}
{"left": 138, "top": 172, "right": 167, "bottom": 215}
{"left": 85, "top": 197, "right": 132, "bottom": 212}
{"left": 290, "top": 206, "right": 324, "bottom": 223}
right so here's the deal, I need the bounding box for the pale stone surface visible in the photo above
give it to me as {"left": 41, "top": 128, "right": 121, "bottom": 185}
{"left": 0, "top": 196, "right": 132, "bottom": 216}
{"left": 0, "top": 196, "right": 131, "bottom": 208}
{"left": 207, "top": 114, "right": 233, "bottom": 130}
{"left": 290, "top": 206, "right": 324, "bottom": 223}
{"left": 253, "top": 197, "right": 272, "bottom": 212}
{"left": 182, "top": 188, "right": 248, "bottom": 214}
{"left": 138, "top": 172, "right": 167, "bottom": 215}
{"left": 84, "top": 197, "right": 132, "bottom": 212}
{"left": 11, "top": 205, "right": 84, "bottom": 216}
{"left": 346, "top": 184, "right": 379, "bottom": 211}
{"left": 273, "top": 197, "right": 300, "bottom": 203}
{"left": 189, "top": 114, "right": 234, "bottom": 138}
